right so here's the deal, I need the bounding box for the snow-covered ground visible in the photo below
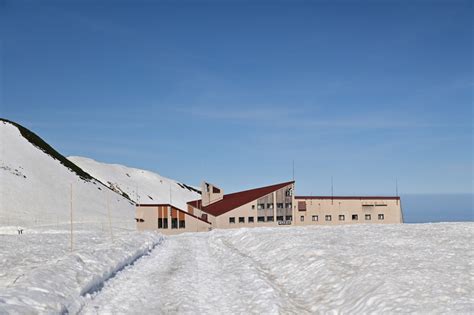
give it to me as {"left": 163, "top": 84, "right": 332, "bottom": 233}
{"left": 0, "top": 120, "right": 135, "bottom": 228}
{"left": 1, "top": 223, "right": 472, "bottom": 314}
{"left": 69, "top": 156, "right": 201, "bottom": 211}
{"left": 0, "top": 225, "right": 163, "bottom": 314}
{"left": 80, "top": 223, "right": 473, "bottom": 314}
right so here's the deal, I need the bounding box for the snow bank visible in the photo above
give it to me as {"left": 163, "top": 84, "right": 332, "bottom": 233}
{"left": 0, "top": 227, "right": 163, "bottom": 314}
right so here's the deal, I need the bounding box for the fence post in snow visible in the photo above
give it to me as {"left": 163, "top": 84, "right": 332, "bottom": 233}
{"left": 70, "top": 183, "right": 73, "bottom": 252}
{"left": 107, "top": 192, "right": 113, "bottom": 241}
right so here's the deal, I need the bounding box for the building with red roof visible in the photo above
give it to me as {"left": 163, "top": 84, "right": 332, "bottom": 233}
{"left": 136, "top": 180, "right": 402, "bottom": 234}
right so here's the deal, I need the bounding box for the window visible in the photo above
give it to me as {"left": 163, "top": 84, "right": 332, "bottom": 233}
{"left": 267, "top": 216, "right": 274, "bottom": 222}
{"left": 163, "top": 218, "right": 168, "bottom": 229}
{"left": 257, "top": 204, "right": 265, "bottom": 210}
{"left": 171, "top": 218, "right": 178, "bottom": 229}
{"left": 229, "top": 217, "right": 235, "bottom": 224}
{"left": 285, "top": 215, "right": 293, "bottom": 221}
{"left": 158, "top": 218, "right": 163, "bottom": 229}
{"left": 248, "top": 217, "right": 254, "bottom": 223}
{"left": 325, "top": 215, "right": 332, "bottom": 221}
{"left": 257, "top": 216, "right": 265, "bottom": 222}
{"left": 365, "top": 214, "right": 371, "bottom": 220}
{"left": 300, "top": 215, "right": 304, "bottom": 222}
{"left": 378, "top": 214, "right": 384, "bottom": 220}
{"left": 298, "top": 201, "right": 307, "bottom": 211}
{"left": 239, "top": 217, "right": 245, "bottom": 223}
{"left": 352, "top": 214, "right": 358, "bottom": 221}
{"left": 312, "top": 215, "right": 318, "bottom": 221}
{"left": 267, "top": 203, "right": 274, "bottom": 209}
{"left": 285, "top": 203, "right": 292, "bottom": 209}
{"left": 179, "top": 220, "right": 186, "bottom": 229}
{"left": 339, "top": 215, "right": 345, "bottom": 221}
{"left": 276, "top": 215, "right": 284, "bottom": 221}
{"left": 277, "top": 203, "right": 284, "bottom": 209}
{"left": 251, "top": 205, "right": 255, "bottom": 210}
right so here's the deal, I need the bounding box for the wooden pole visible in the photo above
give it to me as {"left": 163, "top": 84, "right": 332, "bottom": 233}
{"left": 107, "top": 192, "right": 113, "bottom": 241}
{"left": 70, "top": 183, "right": 73, "bottom": 252}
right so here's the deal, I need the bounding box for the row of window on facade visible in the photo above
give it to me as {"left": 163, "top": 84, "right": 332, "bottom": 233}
{"left": 253, "top": 203, "right": 292, "bottom": 210}
{"left": 157, "top": 218, "right": 186, "bottom": 229}
{"left": 229, "top": 213, "right": 385, "bottom": 224}
{"left": 229, "top": 215, "right": 293, "bottom": 224}
{"left": 304, "top": 213, "right": 385, "bottom": 222}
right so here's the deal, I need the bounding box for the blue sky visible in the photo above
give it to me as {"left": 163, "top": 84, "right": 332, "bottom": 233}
{"left": 1, "top": 0, "right": 472, "bottom": 195}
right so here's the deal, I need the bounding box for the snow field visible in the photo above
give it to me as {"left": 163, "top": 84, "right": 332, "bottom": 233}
{"left": 0, "top": 226, "right": 163, "bottom": 314}
{"left": 215, "top": 223, "right": 474, "bottom": 313}
{"left": 81, "top": 223, "right": 473, "bottom": 314}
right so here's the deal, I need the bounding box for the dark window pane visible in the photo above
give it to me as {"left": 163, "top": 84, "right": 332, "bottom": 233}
{"left": 171, "top": 218, "right": 178, "bottom": 229}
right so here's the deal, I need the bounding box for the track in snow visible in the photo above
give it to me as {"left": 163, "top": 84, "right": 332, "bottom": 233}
{"left": 80, "top": 232, "right": 311, "bottom": 314}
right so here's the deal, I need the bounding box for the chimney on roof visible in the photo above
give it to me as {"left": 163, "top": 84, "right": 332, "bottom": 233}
{"left": 201, "top": 181, "right": 224, "bottom": 206}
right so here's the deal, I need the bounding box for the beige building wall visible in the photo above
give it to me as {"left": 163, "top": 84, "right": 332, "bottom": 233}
{"left": 136, "top": 205, "right": 212, "bottom": 235}
{"left": 201, "top": 182, "right": 224, "bottom": 207}
{"left": 293, "top": 197, "right": 403, "bottom": 225}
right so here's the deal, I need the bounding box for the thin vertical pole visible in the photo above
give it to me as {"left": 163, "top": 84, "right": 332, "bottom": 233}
{"left": 396, "top": 178, "right": 399, "bottom": 205}
{"left": 331, "top": 176, "right": 334, "bottom": 205}
{"left": 292, "top": 160, "right": 295, "bottom": 181}
{"left": 70, "top": 183, "right": 73, "bottom": 252}
{"left": 107, "top": 192, "right": 113, "bottom": 241}
{"left": 169, "top": 185, "right": 172, "bottom": 205}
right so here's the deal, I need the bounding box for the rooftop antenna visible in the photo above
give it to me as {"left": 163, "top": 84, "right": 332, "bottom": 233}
{"left": 396, "top": 178, "right": 399, "bottom": 205}
{"left": 292, "top": 160, "right": 295, "bottom": 181}
{"left": 331, "top": 176, "right": 334, "bottom": 205}
{"left": 169, "top": 184, "right": 173, "bottom": 206}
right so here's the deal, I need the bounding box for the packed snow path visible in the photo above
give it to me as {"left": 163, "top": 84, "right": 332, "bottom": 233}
{"left": 81, "top": 224, "right": 473, "bottom": 314}
{"left": 81, "top": 232, "right": 307, "bottom": 314}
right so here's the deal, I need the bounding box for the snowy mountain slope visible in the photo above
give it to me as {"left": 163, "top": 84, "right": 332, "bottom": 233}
{"left": 0, "top": 119, "right": 135, "bottom": 228}
{"left": 68, "top": 156, "right": 201, "bottom": 211}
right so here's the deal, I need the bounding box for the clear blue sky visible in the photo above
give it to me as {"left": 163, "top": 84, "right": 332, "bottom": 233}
{"left": 1, "top": 0, "right": 472, "bottom": 195}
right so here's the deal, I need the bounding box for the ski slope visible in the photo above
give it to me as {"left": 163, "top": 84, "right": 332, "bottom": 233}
{"left": 0, "top": 120, "right": 135, "bottom": 228}
{"left": 81, "top": 223, "right": 473, "bottom": 314}
{"left": 69, "top": 156, "right": 201, "bottom": 211}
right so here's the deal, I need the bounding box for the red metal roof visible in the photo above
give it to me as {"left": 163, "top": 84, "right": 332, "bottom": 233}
{"left": 187, "top": 181, "right": 294, "bottom": 217}
{"left": 295, "top": 196, "right": 400, "bottom": 200}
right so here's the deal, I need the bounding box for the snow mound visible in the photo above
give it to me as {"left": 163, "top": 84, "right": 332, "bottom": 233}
{"left": 68, "top": 156, "right": 201, "bottom": 211}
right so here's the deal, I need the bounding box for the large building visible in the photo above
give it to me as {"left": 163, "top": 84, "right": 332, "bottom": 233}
{"left": 136, "top": 181, "right": 403, "bottom": 234}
